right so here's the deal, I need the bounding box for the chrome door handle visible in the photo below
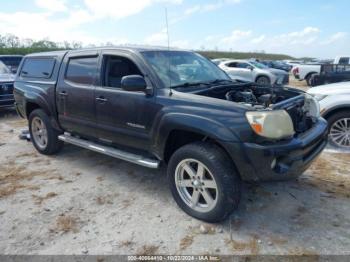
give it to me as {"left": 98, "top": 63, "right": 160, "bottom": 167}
{"left": 96, "top": 97, "right": 108, "bottom": 102}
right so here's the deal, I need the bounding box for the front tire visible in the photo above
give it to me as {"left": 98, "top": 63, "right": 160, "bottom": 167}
{"left": 29, "top": 109, "right": 63, "bottom": 155}
{"left": 167, "top": 142, "right": 241, "bottom": 222}
{"left": 327, "top": 111, "right": 350, "bottom": 148}
{"left": 256, "top": 76, "right": 270, "bottom": 85}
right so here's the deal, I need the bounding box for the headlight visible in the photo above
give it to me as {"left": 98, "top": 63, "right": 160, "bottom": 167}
{"left": 311, "top": 94, "right": 327, "bottom": 102}
{"left": 246, "top": 110, "right": 295, "bottom": 139}
{"left": 304, "top": 94, "right": 320, "bottom": 118}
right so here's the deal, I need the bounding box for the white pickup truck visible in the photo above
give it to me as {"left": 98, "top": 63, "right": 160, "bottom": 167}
{"left": 292, "top": 56, "right": 350, "bottom": 86}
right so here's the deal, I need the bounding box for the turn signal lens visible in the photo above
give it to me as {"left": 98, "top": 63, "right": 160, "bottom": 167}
{"left": 246, "top": 110, "right": 295, "bottom": 139}
{"left": 251, "top": 123, "right": 263, "bottom": 134}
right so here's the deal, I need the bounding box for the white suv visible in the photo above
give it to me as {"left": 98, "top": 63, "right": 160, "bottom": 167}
{"left": 308, "top": 82, "right": 350, "bottom": 148}
{"left": 219, "top": 59, "right": 289, "bottom": 85}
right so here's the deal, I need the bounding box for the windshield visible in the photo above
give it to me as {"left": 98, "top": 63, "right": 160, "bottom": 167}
{"left": 141, "top": 51, "right": 230, "bottom": 88}
{"left": 0, "top": 61, "right": 10, "bottom": 74}
{"left": 250, "top": 61, "right": 269, "bottom": 69}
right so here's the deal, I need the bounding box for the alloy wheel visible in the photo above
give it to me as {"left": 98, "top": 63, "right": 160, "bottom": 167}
{"left": 329, "top": 118, "right": 350, "bottom": 148}
{"left": 31, "top": 116, "right": 48, "bottom": 150}
{"left": 175, "top": 159, "right": 218, "bottom": 213}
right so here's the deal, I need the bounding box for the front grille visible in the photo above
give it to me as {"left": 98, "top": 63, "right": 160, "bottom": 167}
{"left": 272, "top": 94, "right": 315, "bottom": 135}
{"left": 285, "top": 102, "right": 314, "bottom": 134}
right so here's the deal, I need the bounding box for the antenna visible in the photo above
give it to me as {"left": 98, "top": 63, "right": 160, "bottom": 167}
{"left": 165, "top": 7, "right": 170, "bottom": 50}
{"left": 165, "top": 7, "right": 172, "bottom": 95}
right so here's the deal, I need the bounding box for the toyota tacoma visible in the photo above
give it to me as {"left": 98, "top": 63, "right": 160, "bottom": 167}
{"left": 14, "top": 47, "right": 328, "bottom": 222}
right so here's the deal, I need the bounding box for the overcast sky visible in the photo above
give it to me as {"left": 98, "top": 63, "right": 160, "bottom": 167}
{"left": 0, "top": 0, "right": 348, "bottom": 58}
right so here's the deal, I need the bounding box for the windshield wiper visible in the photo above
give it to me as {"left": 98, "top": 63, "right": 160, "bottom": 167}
{"left": 208, "top": 79, "right": 233, "bottom": 84}
{"left": 170, "top": 79, "right": 232, "bottom": 89}
{"left": 170, "top": 82, "right": 211, "bottom": 89}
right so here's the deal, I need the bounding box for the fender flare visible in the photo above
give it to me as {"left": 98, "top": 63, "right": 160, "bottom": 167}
{"left": 152, "top": 112, "right": 240, "bottom": 159}
{"left": 24, "top": 91, "right": 52, "bottom": 117}
{"left": 305, "top": 71, "right": 318, "bottom": 79}
{"left": 322, "top": 104, "right": 350, "bottom": 119}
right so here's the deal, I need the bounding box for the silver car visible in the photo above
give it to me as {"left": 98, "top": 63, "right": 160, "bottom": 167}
{"left": 219, "top": 59, "right": 289, "bottom": 85}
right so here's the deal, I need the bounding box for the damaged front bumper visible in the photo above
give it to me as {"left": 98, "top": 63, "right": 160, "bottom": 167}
{"left": 225, "top": 118, "right": 328, "bottom": 182}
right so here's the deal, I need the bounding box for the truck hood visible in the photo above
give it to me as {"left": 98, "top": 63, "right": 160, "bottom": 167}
{"left": 0, "top": 73, "right": 15, "bottom": 82}
{"left": 308, "top": 81, "right": 350, "bottom": 95}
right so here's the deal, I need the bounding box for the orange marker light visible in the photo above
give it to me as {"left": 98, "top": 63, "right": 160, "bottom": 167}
{"left": 251, "top": 123, "right": 263, "bottom": 134}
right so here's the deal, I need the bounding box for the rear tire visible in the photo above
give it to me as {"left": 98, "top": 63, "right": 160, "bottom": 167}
{"left": 305, "top": 73, "right": 316, "bottom": 86}
{"left": 29, "top": 109, "right": 63, "bottom": 155}
{"left": 327, "top": 111, "right": 350, "bottom": 148}
{"left": 167, "top": 142, "right": 241, "bottom": 222}
{"left": 256, "top": 76, "right": 270, "bottom": 85}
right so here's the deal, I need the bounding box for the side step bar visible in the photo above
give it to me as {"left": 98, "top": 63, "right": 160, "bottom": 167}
{"left": 58, "top": 133, "right": 160, "bottom": 169}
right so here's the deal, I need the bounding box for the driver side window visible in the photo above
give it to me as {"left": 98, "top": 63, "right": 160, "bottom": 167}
{"left": 103, "top": 55, "right": 142, "bottom": 88}
{"left": 227, "top": 62, "right": 238, "bottom": 68}
{"left": 236, "top": 62, "right": 250, "bottom": 69}
{"left": 227, "top": 62, "right": 249, "bottom": 69}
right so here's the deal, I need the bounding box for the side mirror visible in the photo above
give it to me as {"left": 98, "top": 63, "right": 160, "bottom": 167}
{"left": 121, "top": 75, "right": 147, "bottom": 92}
{"left": 248, "top": 66, "right": 254, "bottom": 71}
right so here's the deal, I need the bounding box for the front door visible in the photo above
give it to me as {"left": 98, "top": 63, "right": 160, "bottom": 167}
{"left": 94, "top": 51, "right": 158, "bottom": 151}
{"left": 56, "top": 51, "right": 99, "bottom": 138}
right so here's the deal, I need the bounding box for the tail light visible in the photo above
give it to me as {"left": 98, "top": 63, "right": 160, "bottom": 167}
{"left": 292, "top": 67, "right": 299, "bottom": 75}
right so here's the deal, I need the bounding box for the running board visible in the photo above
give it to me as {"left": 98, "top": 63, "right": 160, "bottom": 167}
{"left": 58, "top": 133, "right": 160, "bottom": 169}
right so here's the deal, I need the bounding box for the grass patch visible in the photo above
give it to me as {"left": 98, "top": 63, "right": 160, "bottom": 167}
{"left": 137, "top": 245, "right": 160, "bottom": 256}
{"left": 52, "top": 214, "right": 79, "bottom": 234}
{"left": 32, "top": 192, "right": 58, "bottom": 205}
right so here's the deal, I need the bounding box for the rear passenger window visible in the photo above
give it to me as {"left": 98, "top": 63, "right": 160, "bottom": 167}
{"left": 21, "top": 58, "right": 55, "bottom": 78}
{"left": 65, "top": 56, "right": 98, "bottom": 85}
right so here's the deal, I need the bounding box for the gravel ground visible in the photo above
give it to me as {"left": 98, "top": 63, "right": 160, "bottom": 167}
{"left": 0, "top": 78, "right": 350, "bottom": 256}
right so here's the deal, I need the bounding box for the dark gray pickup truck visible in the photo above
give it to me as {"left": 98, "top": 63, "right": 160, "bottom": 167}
{"left": 14, "top": 47, "right": 328, "bottom": 222}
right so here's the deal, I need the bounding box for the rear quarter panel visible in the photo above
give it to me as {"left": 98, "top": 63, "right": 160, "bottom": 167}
{"left": 299, "top": 65, "right": 321, "bottom": 80}
{"left": 14, "top": 53, "right": 66, "bottom": 119}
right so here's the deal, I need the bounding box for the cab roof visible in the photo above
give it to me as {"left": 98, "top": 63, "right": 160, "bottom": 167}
{"left": 25, "top": 45, "right": 188, "bottom": 58}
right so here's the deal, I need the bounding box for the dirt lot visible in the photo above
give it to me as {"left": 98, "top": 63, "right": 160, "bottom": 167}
{"left": 288, "top": 74, "right": 309, "bottom": 91}
{"left": 0, "top": 78, "right": 350, "bottom": 255}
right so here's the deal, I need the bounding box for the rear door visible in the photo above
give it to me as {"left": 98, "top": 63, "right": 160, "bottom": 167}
{"left": 225, "top": 62, "right": 253, "bottom": 81}
{"left": 56, "top": 51, "right": 99, "bottom": 138}
{"left": 236, "top": 62, "right": 254, "bottom": 81}
{"left": 94, "top": 50, "right": 158, "bottom": 150}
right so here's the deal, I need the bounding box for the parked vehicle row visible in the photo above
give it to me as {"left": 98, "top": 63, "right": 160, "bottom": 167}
{"left": 13, "top": 47, "right": 327, "bottom": 222}
{"left": 283, "top": 59, "right": 304, "bottom": 68}
{"left": 260, "top": 60, "right": 292, "bottom": 72}
{"left": 217, "top": 59, "right": 289, "bottom": 85}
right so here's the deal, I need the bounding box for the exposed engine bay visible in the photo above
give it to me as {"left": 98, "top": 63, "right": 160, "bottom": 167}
{"left": 225, "top": 89, "right": 278, "bottom": 109}
{"left": 189, "top": 83, "right": 320, "bottom": 134}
